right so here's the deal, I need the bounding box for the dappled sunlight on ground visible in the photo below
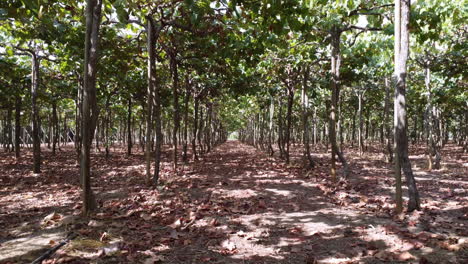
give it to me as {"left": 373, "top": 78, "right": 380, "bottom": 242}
{"left": 0, "top": 141, "right": 467, "bottom": 263}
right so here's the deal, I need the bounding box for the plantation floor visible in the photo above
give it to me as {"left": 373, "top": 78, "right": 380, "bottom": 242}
{"left": 0, "top": 141, "right": 467, "bottom": 263}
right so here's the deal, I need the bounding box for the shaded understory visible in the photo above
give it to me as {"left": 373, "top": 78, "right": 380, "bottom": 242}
{"left": 0, "top": 141, "right": 467, "bottom": 263}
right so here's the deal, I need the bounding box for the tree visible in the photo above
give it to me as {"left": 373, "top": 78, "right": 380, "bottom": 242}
{"left": 81, "top": 0, "right": 103, "bottom": 215}
{"left": 394, "top": 0, "right": 420, "bottom": 212}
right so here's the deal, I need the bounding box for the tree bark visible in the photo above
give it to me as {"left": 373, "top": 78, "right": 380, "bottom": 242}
{"left": 127, "top": 97, "right": 132, "bottom": 156}
{"left": 169, "top": 51, "right": 180, "bottom": 171}
{"left": 285, "top": 87, "right": 293, "bottom": 164}
{"left": 329, "top": 29, "right": 349, "bottom": 180}
{"left": 192, "top": 95, "right": 199, "bottom": 161}
{"left": 394, "top": 0, "right": 420, "bottom": 212}
{"left": 278, "top": 97, "right": 285, "bottom": 159}
{"left": 146, "top": 16, "right": 163, "bottom": 185}
{"left": 268, "top": 95, "right": 274, "bottom": 156}
{"left": 105, "top": 97, "right": 110, "bottom": 159}
{"left": 183, "top": 75, "right": 190, "bottom": 162}
{"left": 198, "top": 105, "right": 204, "bottom": 154}
{"left": 31, "top": 53, "right": 41, "bottom": 173}
{"left": 15, "top": 95, "right": 21, "bottom": 158}
{"left": 145, "top": 17, "right": 155, "bottom": 183}
{"left": 6, "top": 105, "right": 13, "bottom": 152}
{"left": 425, "top": 67, "right": 441, "bottom": 170}
{"left": 313, "top": 106, "right": 317, "bottom": 146}
{"left": 52, "top": 99, "right": 58, "bottom": 155}
{"left": 81, "top": 0, "right": 102, "bottom": 215}
{"left": 384, "top": 77, "right": 393, "bottom": 162}
{"left": 206, "top": 103, "right": 212, "bottom": 153}
{"left": 302, "top": 68, "right": 314, "bottom": 168}
{"left": 358, "top": 92, "right": 364, "bottom": 156}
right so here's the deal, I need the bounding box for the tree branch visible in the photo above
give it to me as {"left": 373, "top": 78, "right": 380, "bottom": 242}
{"left": 348, "top": 4, "right": 394, "bottom": 17}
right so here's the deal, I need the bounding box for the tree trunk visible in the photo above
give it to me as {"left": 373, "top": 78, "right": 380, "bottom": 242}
{"left": 278, "top": 97, "right": 285, "bottom": 159}
{"left": 146, "top": 21, "right": 163, "bottom": 183}
{"left": 302, "top": 68, "right": 314, "bottom": 168}
{"left": 384, "top": 77, "right": 393, "bottom": 162}
{"left": 127, "top": 97, "right": 132, "bottom": 156}
{"left": 52, "top": 99, "right": 58, "bottom": 155}
{"left": 153, "top": 78, "right": 162, "bottom": 183}
{"left": 81, "top": 0, "right": 102, "bottom": 215}
{"left": 105, "top": 98, "right": 110, "bottom": 159}
{"left": 425, "top": 67, "right": 441, "bottom": 170}
{"left": 183, "top": 75, "right": 190, "bottom": 162}
{"left": 15, "top": 95, "right": 21, "bottom": 158}
{"left": 206, "top": 103, "right": 212, "bottom": 153}
{"left": 169, "top": 52, "right": 180, "bottom": 171}
{"left": 394, "top": 0, "right": 420, "bottom": 212}
{"left": 146, "top": 16, "right": 155, "bottom": 184}
{"left": 198, "top": 105, "right": 204, "bottom": 154}
{"left": 329, "top": 29, "right": 349, "bottom": 180}
{"left": 313, "top": 106, "right": 317, "bottom": 146}
{"left": 31, "top": 54, "right": 41, "bottom": 173}
{"left": 75, "top": 76, "right": 83, "bottom": 163}
{"left": 358, "top": 92, "right": 364, "bottom": 156}
{"left": 285, "top": 89, "right": 293, "bottom": 164}
{"left": 192, "top": 95, "right": 199, "bottom": 161}
{"left": 6, "top": 105, "right": 13, "bottom": 152}
{"left": 95, "top": 116, "right": 100, "bottom": 152}
{"left": 268, "top": 95, "right": 274, "bottom": 156}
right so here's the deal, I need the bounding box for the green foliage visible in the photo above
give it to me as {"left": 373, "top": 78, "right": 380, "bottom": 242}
{"left": 0, "top": 0, "right": 465, "bottom": 142}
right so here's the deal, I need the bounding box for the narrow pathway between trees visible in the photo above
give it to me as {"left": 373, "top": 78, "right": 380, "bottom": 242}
{"left": 168, "top": 140, "right": 400, "bottom": 263}
{"left": 180, "top": 140, "right": 392, "bottom": 263}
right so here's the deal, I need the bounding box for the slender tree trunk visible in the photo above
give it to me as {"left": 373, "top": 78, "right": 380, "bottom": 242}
{"left": 358, "top": 92, "right": 364, "bottom": 156}
{"left": 6, "top": 105, "right": 13, "bottom": 152}
{"left": 198, "top": 105, "right": 204, "bottom": 154}
{"left": 31, "top": 54, "right": 41, "bottom": 173}
{"left": 75, "top": 76, "right": 83, "bottom": 163}
{"left": 81, "top": 0, "right": 102, "bottom": 215}
{"left": 394, "top": 0, "right": 420, "bottom": 212}
{"left": 313, "top": 106, "right": 317, "bottom": 146}
{"left": 329, "top": 29, "right": 349, "bottom": 180}
{"left": 302, "top": 68, "right": 315, "bottom": 168}
{"left": 338, "top": 96, "right": 343, "bottom": 148}
{"left": 285, "top": 88, "right": 293, "bottom": 164}
{"left": 153, "top": 77, "right": 162, "bottom": 183}
{"left": 425, "top": 67, "right": 441, "bottom": 170}
{"left": 278, "top": 97, "right": 285, "bottom": 159}
{"left": 206, "top": 103, "right": 212, "bottom": 153}
{"left": 95, "top": 116, "right": 100, "bottom": 152}
{"left": 127, "top": 97, "right": 132, "bottom": 156}
{"left": 192, "top": 95, "right": 199, "bottom": 161}
{"left": 105, "top": 98, "right": 110, "bottom": 159}
{"left": 169, "top": 52, "right": 180, "bottom": 171}
{"left": 183, "top": 76, "right": 190, "bottom": 162}
{"left": 15, "top": 95, "right": 21, "bottom": 158}
{"left": 146, "top": 16, "right": 155, "bottom": 184}
{"left": 268, "top": 95, "right": 274, "bottom": 156}
{"left": 384, "top": 77, "right": 393, "bottom": 162}
{"left": 52, "top": 99, "right": 58, "bottom": 155}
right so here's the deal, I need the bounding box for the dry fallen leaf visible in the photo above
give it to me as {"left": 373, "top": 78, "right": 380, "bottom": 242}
{"left": 143, "top": 255, "right": 165, "bottom": 264}
{"left": 140, "top": 213, "right": 152, "bottom": 221}
{"left": 221, "top": 240, "right": 236, "bottom": 251}
{"left": 397, "top": 251, "right": 415, "bottom": 261}
{"left": 88, "top": 220, "right": 104, "bottom": 227}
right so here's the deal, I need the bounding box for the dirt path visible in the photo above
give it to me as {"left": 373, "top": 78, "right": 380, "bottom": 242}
{"left": 161, "top": 141, "right": 465, "bottom": 263}
{"left": 174, "top": 141, "right": 397, "bottom": 263}
{"left": 1, "top": 141, "right": 466, "bottom": 263}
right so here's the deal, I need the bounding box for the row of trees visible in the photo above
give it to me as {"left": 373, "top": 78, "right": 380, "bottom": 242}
{"left": 236, "top": 0, "right": 466, "bottom": 213}
{"left": 1, "top": 0, "right": 466, "bottom": 214}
